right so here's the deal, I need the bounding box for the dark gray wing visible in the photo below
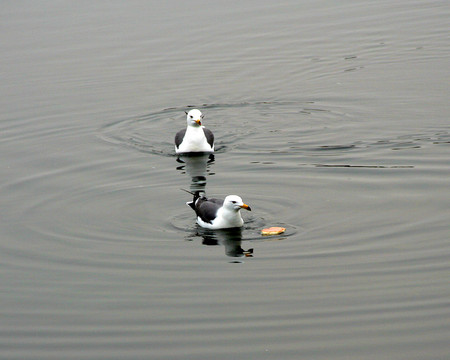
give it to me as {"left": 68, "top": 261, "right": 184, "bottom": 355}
{"left": 202, "top": 128, "right": 214, "bottom": 148}
{"left": 175, "top": 129, "right": 187, "bottom": 149}
{"left": 195, "top": 197, "right": 223, "bottom": 224}
{"left": 207, "top": 198, "right": 224, "bottom": 206}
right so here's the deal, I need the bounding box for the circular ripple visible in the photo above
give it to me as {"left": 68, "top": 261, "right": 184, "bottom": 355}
{"left": 98, "top": 101, "right": 351, "bottom": 157}
{"left": 170, "top": 207, "right": 298, "bottom": 258}
{"left": 170, "top": 192, "right": 300, "bottom": 245}
{"left": 23, "top": 184, "right": 179, "bottom": 247}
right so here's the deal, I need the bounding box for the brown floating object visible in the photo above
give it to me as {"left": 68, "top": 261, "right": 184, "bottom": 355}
{"left": 261, "top": 227, "right": 286, "bottom": 235}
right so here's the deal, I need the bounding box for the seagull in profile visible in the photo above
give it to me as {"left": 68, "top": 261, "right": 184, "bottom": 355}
{"left": 184, "top": 190, "right": 251, "bottom": 229}
{"left": 175, "top": 109, "right": 214, "bottom": 154}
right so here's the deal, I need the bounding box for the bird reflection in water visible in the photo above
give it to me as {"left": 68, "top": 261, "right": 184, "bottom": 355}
{"left": 193, "top": 226, "right": 254, "bottom": 258}
{"left": 176, "top": 153, "right": 215, "bottom": 193}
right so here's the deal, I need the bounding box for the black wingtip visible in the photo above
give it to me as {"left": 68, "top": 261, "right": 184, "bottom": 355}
{"left": 181, "top": 189, "right": 204, "bottom": 205}
{"left": 180, "top": 188, "right": 195, "bottom": 196}
{"left": 186, "top": 201, "right": 196, "bottom": 210}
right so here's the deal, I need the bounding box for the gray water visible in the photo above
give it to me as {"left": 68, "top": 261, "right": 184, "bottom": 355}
{"left": 1, "top": 1, "right": 449, "bottom": 359}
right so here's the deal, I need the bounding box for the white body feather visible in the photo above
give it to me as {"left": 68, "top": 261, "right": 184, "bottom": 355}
{"left": 196, "top": 206, "right": 244, "bottom": 229}
{"left": 175, "top": 126, "right": 214, "bottom": 153}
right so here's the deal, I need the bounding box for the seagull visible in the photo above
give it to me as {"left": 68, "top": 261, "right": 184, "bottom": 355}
{"left": 184, "top": 190, "right": 251, "bottom": 229}
{"left": 175, "top": 109, "right": 214, "bottom": 154}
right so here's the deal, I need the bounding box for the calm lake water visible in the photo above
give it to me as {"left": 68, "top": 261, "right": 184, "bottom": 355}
{"left": 1, "top": 1, "right": 449, "bottom": 359}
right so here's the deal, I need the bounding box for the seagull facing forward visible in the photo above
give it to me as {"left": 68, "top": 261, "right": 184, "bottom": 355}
{"left": 175, "top": 109, "right": 214, "bottom": 154}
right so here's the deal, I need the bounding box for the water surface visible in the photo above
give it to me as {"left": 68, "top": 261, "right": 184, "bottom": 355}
{"left": 1, "top": 1, "right": 449, "bottom": 359}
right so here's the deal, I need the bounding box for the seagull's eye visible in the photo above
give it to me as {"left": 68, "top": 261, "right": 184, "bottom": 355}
{"left": 231, "top": 201, "right": 236, "bottom": 204}
{"left": 190, "top": 115, "right": 193, "bottom": 119}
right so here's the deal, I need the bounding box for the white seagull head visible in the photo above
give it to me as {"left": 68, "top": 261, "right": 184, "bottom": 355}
{"left": 185, "top": 109, "right": 204, "bottom": 127}
{"left": 223, "top": 195, "right": 252, "bottom": 212}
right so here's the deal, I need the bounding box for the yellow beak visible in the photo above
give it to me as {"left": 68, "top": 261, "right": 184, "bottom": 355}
{"left": 241, "top": 204, "right": 251, "bottom": 211}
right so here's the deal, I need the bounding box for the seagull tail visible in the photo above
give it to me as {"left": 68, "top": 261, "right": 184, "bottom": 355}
{"left": 181, "top": 189, "right": 204, "bottom": 210}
